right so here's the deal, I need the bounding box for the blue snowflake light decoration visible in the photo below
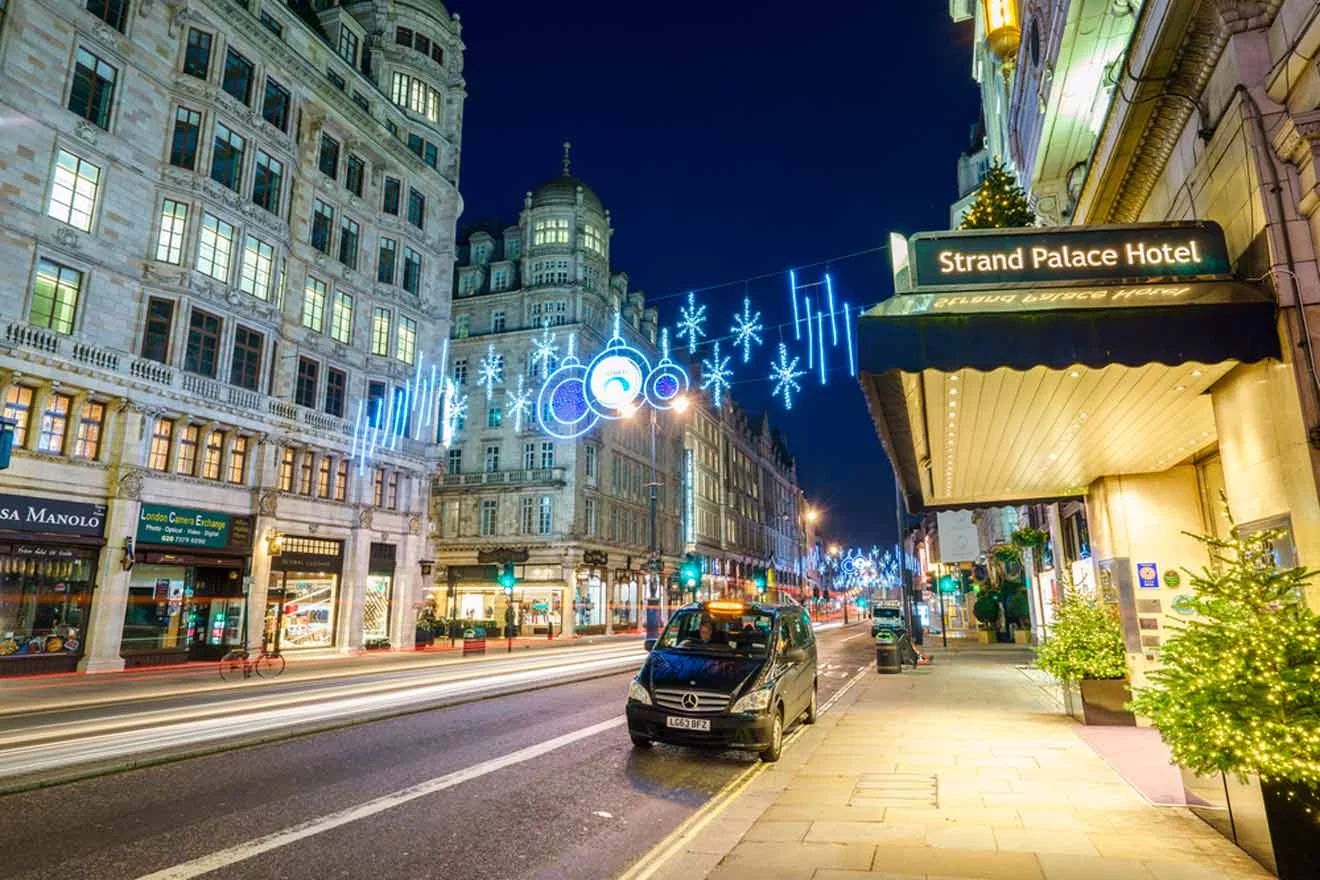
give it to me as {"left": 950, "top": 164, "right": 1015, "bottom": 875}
{"left": 477, "top": 342, "right": 503, "bottom": 400}
{"left": 506, "top": 373, "right": 532, "bottom": 432}
{"left": 769, "top": 343, "right": 805, "bottom": 410}
{"left": 701, "top": 340, "right": 733, "bottom": 409}
{"left": 730, "top": 297, "right": 763, "bottom": 363}
{"left": 441, "top": 378, "right": 468, "bottom": 448}
{"left": 530, "top": 321, "right": 558, "bottom": 375}
{"left": 677, "top": 290, "right": 707, "bottom": 354}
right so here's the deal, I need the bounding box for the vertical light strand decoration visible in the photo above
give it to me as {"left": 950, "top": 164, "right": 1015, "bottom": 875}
{"left": 789, "top": 269, "right": 801, "bottom": 340}
{"left": 825, "top": 273, "right": 839, "bottom": 346}
{"left": 843, "top": 302, "right": 856, "bottom": 377}
{"left": 817, "top": 309, "right": 826, "bottom": 385}
{"left": 805, "top": 296, "right": 815, "bottom": 369}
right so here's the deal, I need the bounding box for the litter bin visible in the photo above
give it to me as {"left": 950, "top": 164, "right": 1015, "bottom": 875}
{"left": 875, "top": 631, "right": 901, "bottom": 674}
{"left": 463, "top": 627, "right": 487, "bottom": 656}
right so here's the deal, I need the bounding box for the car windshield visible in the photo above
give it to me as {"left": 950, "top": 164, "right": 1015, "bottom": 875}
{"left": 656, "top": 608, "right": 775, "bottom": 657}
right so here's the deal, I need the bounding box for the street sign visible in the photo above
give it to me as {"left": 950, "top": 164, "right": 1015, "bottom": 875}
{"left": 1137, "top": 562, "right": 1159, "bottom": 590}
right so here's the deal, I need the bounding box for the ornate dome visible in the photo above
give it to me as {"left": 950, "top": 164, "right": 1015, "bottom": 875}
{"left": 529, "top": 142, "right": 604, "bottom": 213}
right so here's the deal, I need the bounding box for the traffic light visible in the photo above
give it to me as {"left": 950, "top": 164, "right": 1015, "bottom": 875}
{"left": 680, "top": 555, "right": 700, "bottom": 591}
{"left": 0, "top": 419, "right": 13, "bottom": 470}
{"left": 498, "top": 562, "right": 516, "bottom": 595}
{"left": 752, "top": 568, "right": 767, "bottom": 592}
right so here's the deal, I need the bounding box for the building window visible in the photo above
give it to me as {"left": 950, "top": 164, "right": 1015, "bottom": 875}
{"left": 377, "top": 238, "right": 396, "bottom": 284}
{"left": 345, "top": 154, "right": 365, "bottom": 197}
{"left": 530, "top": 261, "right": 571, "bottom": 287}
{"left": 337, "top": 217, "right": 359, "bottom": 269}
{"left": 522, "top": 441, "right": 535, "bottom": 469}
{"left": 69, "top": 48, "right": 117, "bottom": 130}
{"left": 447, "top": 448, "right": 462, "bottom": 474}
{"left": 302, "top": 276, "right": 327, "bottom": 332}
{"left": 326, "top": 69, "right": 346, "bottom": 91}
{"left": 155, "top": 199, "right": 188, "bottom": 264}
{"left": 295, "top": 357, "right": 318, "bottom": 408}
{"left": 585, "top": 444, "right": 597, "bottom": 482}
{"left": 318, "top": 133, "right": 339, "bottom": 179}
{"left": 540, "top": 441, "right": 555, "bottom": 469}
{"left": 169, "top": 106, "right": 202, "bottom": 169}
{"left": 175, "top": 423, "right": 198, "bottom": 475}
{"left": 36, "top": 393, "right": 71, "bottom": 454}
{"left": 407, "top": 132, "right": 424, "bottom": 160}
{"left": 183, "top": 28, "right": 212, "bottom": 78}
{"left": 372, "top": 467, "right": 384, "bottom": 505}
{"left": 484, "top": 444, "right": 499, "bottom": 473}
{"left": 73, "top": 400, "right": 104, "bottom": 460}
{"left": 454, "top": 314, "right": 470, "bottom": 339}
{"left": 1, "top": 388, "right": 30, "bottom": 450}
{"left": 31, "top": 259, "right": 82, "bottom": 335}
{"left": 395, "top": 26, "right": 413, "bottom": 45}
{"left": 317, "top": 457, "right": 331, "bottom": 498}
{"left": 329, "top": 290, "right": 353, "bottom": 343}
{"left": 396, "top": 316, "right": 416, "bottom": 364}
{"left": 259, "top": 10, "right": 281, "bottom": 36}
{"left": 222, "top": 48, "right": 253, "bottom": 105}
{"left": 538, "top": 496, "right": 552, "bottom": 535}
{"left": 197, "top": 213, "right": 235, "bottom": 281}
{"left": 390, "top": 72, "right": 439, "bottom": 122}
{"left": 337, "top": 26, "right": 358, "bottom": 66}
{"left": 298, "top": 454, "right": 313, "bottom": 494}
{"left": 479, "top": 499, "right": 497, "bottom": 537}
{"left": 585, "top": 497, "right": 597, "bottom": 536}
{"left": 147, "top": 417, "right": 172, "bottom": 471}
{"left": 253, "top": 150, "right": 283, "bottom": 213}
{"left": 262, "top": 77, "right": 289, "bottom": 131}
{"left": 431, "top": 43, "right": 444, "bottom": 66}
{"left": 184, "top": 308, "right": 221, "bottom": 377}
{"left": 202, "top": 430, "right": 223, "bottom": 480}
{"left": 334, "top": 458, "right": 348, "bottom": 501}
{"left": 228, "top": 435, "right": 248, "bottom": 483}
{"left": 491, "top": 267, "right": 509, "bottom": 291}
{"left": 519, "top": 496, "right": 534, "bottom": 535}
{"left": 532, "top": 217, "right": 570, "bottom": 246}
{"left": 352, "top": 91, "right": 369, "bottom": 112}
{"left": 423, "top": 142, "right": 438, "bottom": 170}
{"left": 581, "top": 223, "right": 604, "bottom": 254}
{"left": 229, "top": 325, "right": 263, "bottom": 391}
{"left": 141, "top": 297, "right": 174, "bottom": 363}
{"left": 210, "top": 121, "right": 246, "bottom": 191}
{"left": 407, "top": 189, "right": 425, "bottom": 229}
{"left": 452, "top": 359, "right": 467, "bottom": 385}
{"left": 370, "top": 308, "right": 391, "bottom": 356}
{"left": 325, "top": 368, "right": 346, "bottom": 417}
{"left": 311, "top": 199, "right": 334, "bottom": 253}
{"left": 382, "top": 177, "right": 400, "bottom": 215}
{"left": 487, "top": 405, "right": 502, "bottom": 429}
{"left": 279, "top": 447, "right": 295, "bottom": 491}
{"left": 402, "top": 247, "right": 421, "bottom": 294}
{"left": 491, "top": 311, "right": 506, "bottom": 334}
{"left": 367, "top": 381, "right": 386, "bottom": 427}
{"left": 385, "top": 471, "right": 399, "bottom": 509}
{"left": 48, "top": 149, "right": 101, "bottom": 232}
{"left": 238, "top": 235, "right": 274, "bottom": 300}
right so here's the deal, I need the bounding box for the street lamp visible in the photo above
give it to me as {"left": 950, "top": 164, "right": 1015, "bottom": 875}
{"left": 982, "top": 0, "right": 1021, "bottom": 97}
{"left": 645, "top": 397, "right": 691, "bottom": 640}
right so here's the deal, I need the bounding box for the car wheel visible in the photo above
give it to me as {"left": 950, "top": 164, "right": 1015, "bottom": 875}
{"left": 804, "top": 683, "right": 818, "bottom": 724}
{"left": 630, "top": 734, "right": 652, "bottom": 748}
{"left": 760, "top": 707, "right": 784, "bottom": 763}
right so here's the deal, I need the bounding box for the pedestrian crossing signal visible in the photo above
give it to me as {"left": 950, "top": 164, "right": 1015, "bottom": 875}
{"left": 498, "top": 562, "right": 516, "bottom": 594}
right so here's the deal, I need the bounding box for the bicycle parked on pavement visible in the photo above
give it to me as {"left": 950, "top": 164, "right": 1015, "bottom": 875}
{"left": 218, "top": 645, "right": 286, "bottom": 681}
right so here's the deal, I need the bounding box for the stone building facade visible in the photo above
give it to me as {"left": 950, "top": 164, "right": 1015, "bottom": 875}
{"left": 0, "top": 0, "right": 463, "bottom": 673}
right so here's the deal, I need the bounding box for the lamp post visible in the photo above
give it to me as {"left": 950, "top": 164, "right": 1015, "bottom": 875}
{"left": 982, "top": 0, "right": 1021, "bottom": 101}
{"left": 643, "top": 395, "right": 689, "bottom": 641}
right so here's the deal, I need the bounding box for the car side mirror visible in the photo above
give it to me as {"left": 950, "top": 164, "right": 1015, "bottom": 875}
{"left": 784, "top": 647, "right": 807, "bottom": 664}
{"left": 643, "top": 638, "right": 656, "bottom": 652}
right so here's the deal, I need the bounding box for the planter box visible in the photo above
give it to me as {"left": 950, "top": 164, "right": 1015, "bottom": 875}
{"left": 1182, "top": 768, "right": 1319, "bottom": 878}
{"left": 976, "top": 630, "right": 993, "bottom": 644}
{"left": 1078, "top": 678, "right": 1135, "bottom": 726}
{"left": 1012, "top": 629, "right": 1030, "bottom": 645}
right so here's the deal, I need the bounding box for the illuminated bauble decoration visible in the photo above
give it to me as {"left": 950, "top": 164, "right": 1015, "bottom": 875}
{"left": 645, "top": 328, "right": 691, "bottom": 411}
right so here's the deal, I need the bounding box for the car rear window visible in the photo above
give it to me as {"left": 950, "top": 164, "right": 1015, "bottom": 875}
{"left": 657, "top": 608, "right": 775, "bottom": 656}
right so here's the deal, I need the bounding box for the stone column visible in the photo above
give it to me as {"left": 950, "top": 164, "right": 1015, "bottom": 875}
{"left": 391, "top": 525, "right": 420, "bottom": 651}
{"left": 559, "top": 556, "right": 575, "bottom": 639}
{"left": 336, "top": 507, "right": 371, "bottom": 653}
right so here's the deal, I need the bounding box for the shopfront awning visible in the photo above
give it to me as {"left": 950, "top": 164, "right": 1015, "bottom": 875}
{"left": 858, "top": 280, "right": 1280, "bottom": 512}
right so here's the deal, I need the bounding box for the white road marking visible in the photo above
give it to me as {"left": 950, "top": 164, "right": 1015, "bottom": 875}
{"left": 135, "top": 716, "right": 625, "bottom": 880}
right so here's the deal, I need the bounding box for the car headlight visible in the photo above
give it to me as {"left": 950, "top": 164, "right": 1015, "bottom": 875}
{"left": 627, "top": 679, "right": 652, "bottom": 705}
{"left": 730, "top": 687, "right": 773, "bottom": 714}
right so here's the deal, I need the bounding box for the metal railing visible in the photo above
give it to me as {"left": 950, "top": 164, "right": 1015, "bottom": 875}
{"left": 437, "top": 466, "right": 567, "bottom": 488}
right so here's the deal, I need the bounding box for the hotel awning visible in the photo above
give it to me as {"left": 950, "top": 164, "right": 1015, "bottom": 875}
{"left": 858, "top": 280, "right": 1280, "bottom": 512}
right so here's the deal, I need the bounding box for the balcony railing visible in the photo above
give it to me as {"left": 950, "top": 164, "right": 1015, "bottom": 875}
{"left": 436, "top": 467, "right": 567, "bottom": 489}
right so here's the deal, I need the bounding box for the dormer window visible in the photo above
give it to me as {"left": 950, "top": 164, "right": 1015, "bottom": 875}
{"left": 506, "top": 238, "right": 521, "bottom": 260}
{"left": 532, "top": 217, "right": 569, "bottom": 246}
{"left": 471, "top": 242, "right": 490, "bottom": 264}
{"left": 337, "top": 26, "right": 359, "bottom": 67}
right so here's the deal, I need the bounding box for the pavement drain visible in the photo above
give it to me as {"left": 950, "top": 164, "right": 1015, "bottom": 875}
{"left": 849, "top": 772, "right": 939, "bottom": 808}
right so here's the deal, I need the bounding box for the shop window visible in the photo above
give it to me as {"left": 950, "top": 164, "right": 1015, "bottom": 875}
{"left": 262, "top": 77, "right": 289, "bottom": 132}
{"left": 31, "top": 259, "right": 82, "bottom": 335}
{"left": 324, "top": 368, "right": 346, "bottom": 418}
{"left": 302, "top": 276, "right": 327, "bottom": 332}
{"left": 479, "top": 498, "right": 497, "bottom": 536}
{"left": 202, "top": 430, "right": 223, "bottom": 480}
{"left": 265, "top": 537, "right": 343, "bottom": 651}
{"left": 317, "top": 457, "right": 331, "bottom": 499}
{"left": 295, "top": 357, "right": 318, "bottom": 408}
{"left": 385, "top": 471, "right": 399, "bottom": 510}
{"left": 298, "top": 454, "right": 313, "bottom": 495}
{"left": 279, "top": 447, "right": 295, "bottom": 491}
{"left": 68, "top": 48, "right": 117, "bottom": 130}
{"left": 228, "top": 435, "right": 247, "bottom": 484}
{"left": 176, "top": 423, "right": 199, "bottom": 475}
{"left": 329, "top": 289, "right": 353, "bottom": 343}
{"left": 169, "top": 106, "right": 202, "bottom": 170}
{"left": 123, "top": 565, "right": 190, "bottom": 653}
{"left": 183, "top": 28, "right": 212, "bottom": 79}
{"left": 363, "top": 569, "right": 392, "bottom": 643}
{"left": 48, "top": 149, "right": 101, "bottom": 232}
{"left": 184, "top": 308, "right": 221, "bottom": 377}
{"left": 222, "top": 48, "right": 253, "bottom": 105}
{"left": 210, "top": 122, "right": 245, "bottom": 192}
{"left": 148, "top": 417, "right": 172, "bottom": 471}
{"left": 318, "top": 133, "right": 339, "bottom": 180}
{"left": 335, "top": 459, "right": 348, "bottom": 501}
{"left": 155, "top": 200, "right": 188, "bottom": 264}
{"left": 0, "top": 552, "right": 95, "bottom": 662}
{"left": 74, "top": 400, "right": 104, "bottom": 460}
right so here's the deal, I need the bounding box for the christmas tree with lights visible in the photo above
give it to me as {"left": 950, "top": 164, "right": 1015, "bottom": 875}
{"left": 1129, "top": 506, "right": 1320, "bottom": 789}
{"left": 959, "top": 160, "right": 1037, "bottom": 230}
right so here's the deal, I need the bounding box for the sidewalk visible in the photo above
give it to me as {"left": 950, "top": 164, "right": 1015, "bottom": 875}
{"left": 640, "top": 643, "right": 1271, "bottom": 880}
{"left": 0, "top": 631, "right": 640, "bottom": 716}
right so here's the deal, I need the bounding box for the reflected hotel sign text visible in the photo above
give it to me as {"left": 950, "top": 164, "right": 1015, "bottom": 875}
{"left": 909, "top": 222, "right": 1232, "bottom": 288}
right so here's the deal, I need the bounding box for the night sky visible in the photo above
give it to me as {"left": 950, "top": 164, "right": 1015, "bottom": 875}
{"left": 451, "top": 2, "right": 981, "bottom": 549}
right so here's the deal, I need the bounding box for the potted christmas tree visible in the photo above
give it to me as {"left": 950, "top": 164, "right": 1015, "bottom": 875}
{"left": 1033, "top": 579, "right": 1131, "bottom": 725}
{"left": 1129, "top": 513, "right": 1320, "bottom": 878}
{"left": 972, "top": 589, "right": 999, "bottom": 644}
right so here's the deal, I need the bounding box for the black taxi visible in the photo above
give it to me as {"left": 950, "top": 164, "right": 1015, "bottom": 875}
{"left": 625, "top": 600, "right": 817, "bottom": 762}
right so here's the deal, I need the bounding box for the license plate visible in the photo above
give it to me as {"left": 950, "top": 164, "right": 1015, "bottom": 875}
{"left": 665, "top": 715, "right": 711, "bottom": 731}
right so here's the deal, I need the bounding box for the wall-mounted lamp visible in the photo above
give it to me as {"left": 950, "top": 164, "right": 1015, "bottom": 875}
{"left": 266, "top": 529, "right": 284, "bottom": 557}
{"left": 419, "top": 559, "right": 435, "bottom": 578}
{"left": 120, "top": 536, "right": 135, "bottom": 572}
